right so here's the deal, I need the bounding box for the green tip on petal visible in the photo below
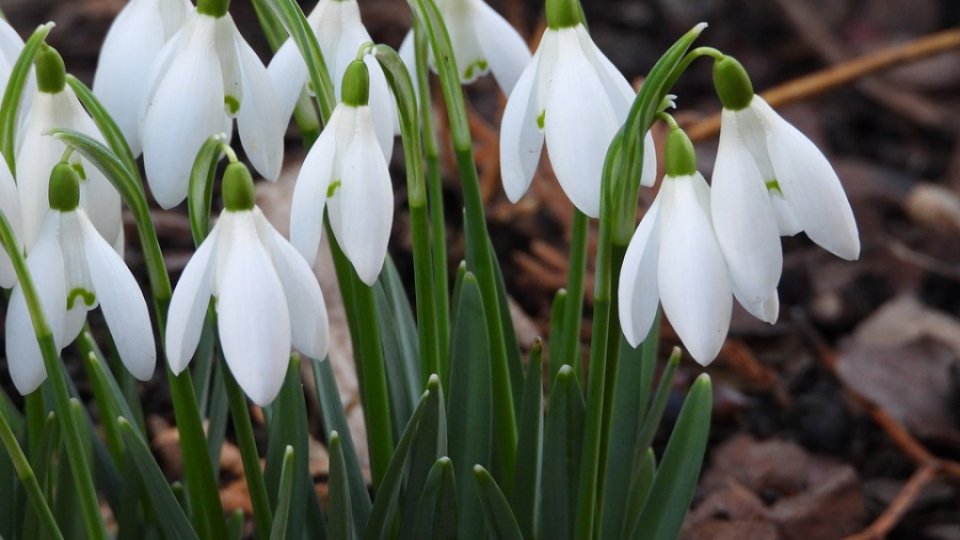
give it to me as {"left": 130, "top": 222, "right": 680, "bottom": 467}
{"left": 222, "top": 162, "right": 255, "bottom": 211}
{"left": 713, "top": 55, "right": 754, "bottom": 111}
{"left": 546, "top": 0, "right": 585, "bottom": 29}
{"left": 35, "top": 44, "right": 66, "bottom": 94}
{"left": 664, "top": 128, "right": 697, "bottom": 177}
{"left": 341, "top": 60, "right": 370, "bottom": 107}
{"left": 49, "top": 162, "right": 81, "bottom": 211}
{"left": 197, "top": 0, "right": 230, "bottom": 17}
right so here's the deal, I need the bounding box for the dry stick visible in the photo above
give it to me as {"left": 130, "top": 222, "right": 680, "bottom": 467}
{"left": 687, "top": 27, "right": 960, "bottom": 142}
{"left": 843, "top": 464, "right": 939, "bottom": 540}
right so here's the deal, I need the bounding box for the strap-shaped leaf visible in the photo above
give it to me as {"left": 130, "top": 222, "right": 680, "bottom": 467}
{"left": 268, "top": 446, "right": 296, "bottom": 540}
{"left": 328, "top": 432, "right": 354, "bottom": 540}
{"left": 510, "top": 341, "right": 543, "bottom": 540}
{"left": 635, "top": 348, "right": 681, "bottom": 454}
{"left": 474, "top": 465, "right": 523, "bottom": 540}
{"left": 412, "top": 457, "right": 458, "bottom": 540}
{"left": 265, "top": 357, "right": 310, "bottom": 540}
{"left": 375, "top": 284, "right": 416, "bottom": 435}
{"left": 621, "top": 449, "right": 656, "bottom": 539}
{"left": 400, "top": 375, "right": 447, "bottom": 540}
{"left": 547, "top": 289, "right": 567, "bottom": 384}
{"left": 541, "top": 366, "right": 585, "bottom": 540}
{"left": 66, "top": 75, "right": 139, "bottom": 182}
{"left": 0, "top": 22, "right": 53, "bottom": 174}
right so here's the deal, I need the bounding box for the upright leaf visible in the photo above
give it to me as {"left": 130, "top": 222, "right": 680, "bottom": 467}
{"left": 327, "top": 433, "right": 353, "bottom": 540}
{"left": 400, "top": 376, "right": 447, "bottom": 540}
{"left": 474, "top": 466, "right": 523, "bottom": 540}
{"left": 412, "top": 458, "right": 458, "bottom": 540}
{"left": 264, "top": 357, "right": 310, "bottom": 540}
{"left": 269, "top": 446, "right": 296, "bottom": 540}
{"left": 510, "top": 341, "right": 543, "bottom": 540}
{"left": 541, "top": 366, "right": 585, "bottom": 540}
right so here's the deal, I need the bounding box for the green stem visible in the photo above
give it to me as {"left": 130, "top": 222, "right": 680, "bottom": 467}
{"left": 558, "top": 209, "right": 589, "bottom": 372}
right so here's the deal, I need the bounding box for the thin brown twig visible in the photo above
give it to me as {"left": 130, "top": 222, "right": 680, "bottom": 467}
{"left": 687, "top": 27, "right": 960, "bottom": 142}
{"left": 842, "top": 464, "right": 940, "bottom": 540}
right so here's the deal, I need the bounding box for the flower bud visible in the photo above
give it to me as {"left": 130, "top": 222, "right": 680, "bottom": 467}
{"left": 36, "top": 44, "right": 66, "bottom": 94}
{"left": 665, "top": 128, "right": 697, "bottom": 177}
{"left": 341, "top": 60, "right": 370, "bottom": 107}
{"left": 48, "top": 162, "right": 81, "bottom": 212}
{"left": 222, "top": 162, "right": 255, "bottom": 212}
{"left": 546, "top": 0, "right": 585, "bottom": 29}
{"left": 713, "top": 55, "right": 754, "bottom": 111}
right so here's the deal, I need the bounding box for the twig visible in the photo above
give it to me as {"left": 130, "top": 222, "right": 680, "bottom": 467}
{"left": 842, "top": 464, "right": 939, "bottom": 540}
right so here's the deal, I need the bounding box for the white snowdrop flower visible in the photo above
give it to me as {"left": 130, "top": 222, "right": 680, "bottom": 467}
{"left": 618, "top": 128, "right": 732, "bottom": 366}
{"left": 17, "top": 46, "right": 122, "bottom": 252}
{"left": 140, "top": 0, "right": 285, "bottom": 209}
{"left": 0, "top": 17, "right": 29, "bottom": 114}
{"left": 397, "top": 0, "right": 531, "bottom": 94}
{"left": 165, "top": 162, "right": 330, "bottom": 406}
{"left": 710, "top": 56, "right": 859, "bottom": 321}
{"left": 499, "top": 0, "right": 656, "bottom": 218}
{"left": 6, "top": 163, "right": 155, "bottom": 395}
{"left": 290, "top": 61, "right": 393, "bottom": 286}
{"left": 94, "top": 0, "right": 191, "bottom": 156}
{"left": 267, "top": 0, "right": 397, "bottom": 155}
{"left": 0, "top": 157, "right": 22, "bottom": 288}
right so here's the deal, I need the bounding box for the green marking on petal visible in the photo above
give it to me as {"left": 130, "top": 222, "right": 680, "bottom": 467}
{"left": 537, "top": 110, "right": 546, "bottom": 130}
{"left": 462, "top": 59, "right": 488, "bottom": 80}
{"left": 67, "top": 288, "right": 95, "bottom": 310}
{"left": 327, "top": 179, "right": 342, "bottom": 199}
{"left": 225, "top": 95, "right": 240, "bottom": 116}
{"left": 765, "top": 179, "right": 783, "bottom": 195}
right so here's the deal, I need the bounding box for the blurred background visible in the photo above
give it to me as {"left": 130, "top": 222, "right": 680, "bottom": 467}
{"left": 1, "top": 0, "right": 959, "bottom": 538}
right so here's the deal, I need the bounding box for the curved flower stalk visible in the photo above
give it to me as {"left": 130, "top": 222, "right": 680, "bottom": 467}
{"left": 500, "top": 0, "right": 656, "bottom": 218}
{"left": 166, "top": 162, "right": 330, "bottom": 406}
{"left": 140, "top": 0, "right": 284, "bottom": 209}
{"left": 710, "top": 55, "right": 859, "bottom": 321}
{"left": 619, "top": 128, "right": 733, "bottom": 366}
{"left": 17, "top": 45, "right": 122, "bottom": 252}
{"left": 6, "top": 163, "right": 155, "bottom": 395}
{"left": 94, "top": 0, "right": 191, "bottom": 156}
{"left": 398, "top": 0, "right": 531, "bottom": 94}
{"left": 267, "top": 0, "right": 397, "bottom": 155}
{"left": 290, "top": 60, "right": 393, "bottom": 286}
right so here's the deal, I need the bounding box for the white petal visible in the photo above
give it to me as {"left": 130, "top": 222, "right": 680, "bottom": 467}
{"left": 759, "top": 100, "right": 860, "bottom": 260}
{"left": 617, "top": 195, "right": 662, "bottom": 347}
{"left": 216, "top": 211, "right": 291, "bottom": 406}
{"left": 543, "top": 28, "right": 621, "bottom": 218}
{"left": 328, "top": 107, "right": 393, "bottom": 286}
{"left": 138, "top": 26, "right": 183, "bottom": 137}
{"left": 165, "top": 221, "right": 219, "bottom": 373}
{"left": 266, "top": 37, "right": 309, "bottom": 125}
{"left": 732, "top": 283, "right": 779, "bottom": 324}
{"left": 440, "top": 1, "right": 487, "bottom": 84}
{"left": 640, "top": 130, "right": 657, "bottom": 187}
{"left": 365, "top": 55, "right": 395, "bottom": 162}
{"left": 770, "top": 194, "right": 802, "bottom": 236}
{"left": 215, "top": 16, "right": 242, "bottom": 116}
{"left": 254, "top": 209, "right": 329, "bottom": 360}
{"left": 657, "top": 175, "right": 732, "bottom": 365}
{"left": 93, "top": 0, "right": 167, "bottom": 156}
{"left": 142, "top": 13, "right": 224, "bottom": 209}
{"left": 710, "top": 110, "right": 782, "bottom": 307}
{"left": 318, "top": 0, "right": 370, "bottom": 100}
{"left": 499, "top": 48, "right": 543, "bottom": 204}
{"left": 472, "top": 0, "right": 531, "bottom": 93}
{"left": 289, "top": 107, "right": 342, "bottom": 266}
{"left": 575, "top": 24, "right": 633, "bottom": 118}
{"left": 16, "top": 92, "right": 68, "bottom": 249}
{"left": 0, "top": 159, "right": 21, "bottom": 287}
{"left": 234, "top": 32, "right": 285, "bottom": 182}
{"left": 78, "top": 211, "right": 156, "bottom": 380}
{"left": 58, "top": 212, "right": 94, "bottom": 346}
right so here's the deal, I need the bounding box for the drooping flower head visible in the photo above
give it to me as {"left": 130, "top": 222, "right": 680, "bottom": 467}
{"left": 619, "top": 128, "right": 734, "bottom": 365}
{"left": 290, "top": 60, "right": 393, "bottom": 286}
{"left": 6, "top": 163, "right": 155, "bottom": 395}
{"left": 166, "top": 162, "right": 330, "bottom": 406}
{"left": 94, "top": 0, "right": 190, "bottom": 156}
{"left": 140, "top": 0, "right": 284, "bottom": 209}
{"left": 398, "top": 0, "right": 532, "bottom": 95}
{"left": 268, "top": 0, "right": 396, "bottom": 156}
{"left": 710, "top": 55, "right": 859, "bottom": 320}
{"left": 500, "top": 0, "right": 656, "bottom": 218}
{"left": 18, "top": 45, "right": 122, "bottom": 252}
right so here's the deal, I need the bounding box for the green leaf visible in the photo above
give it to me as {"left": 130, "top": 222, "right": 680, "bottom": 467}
{"left": 264, "top": 357, "right": 309, "bottom": 540}
{"left": 473, "top": 465, "right": 523, "bottom": 540}
{"left": 119, "top": 418, "right": 199, "bottom": 540}
{"left": 327, "top": 433, "right": 353, "bottom": 540}
{"left": 400, "top": 375, "right": 447, "bottom": 540}
{"left": 412, "top": 457, "right": 458, "bottom": 540}
{"left": 374, "top": 283, "right": 416, "bottom": 438}
{"left": 635, "top": 348, "right": 681, "bottom": 454}
{"left": 510, "top": 341, "right": 543, "bottom": 540}
{"left": 547, "top": 289, "right": 567, "bottom": 384}
{"left": 205, "top": 364, "right": 230, "bottom": 475}
{"left": 0, "top": 22, "right": 53, "bottom": 174}
{"left": 541, "top": 365, "right": 585, "bottom": 540}
{"left": 313, "top": 360, "right": 372, "bottom": 534}
{"left": 380, "top": 257, "right": 423, "bottom": 406}
{"left": 269, "top": 446, "right": 296, "bottom": 540}
{"left": 621, "top": 449, "right": 656, "bottom": 539}
{"left": 188, "top": 134, "right": 229, "bottom": 245}
{"left": 227, "top": 509, "right": 246, "bottom": 540}
{"left": 630, "top": 374, "right": 713, "bottom": 540}
{"left": 446, "top": 273, "right": 492, "bottom": 540}
{"left": 65, "top": 75, "right": 139, "bottom": 181}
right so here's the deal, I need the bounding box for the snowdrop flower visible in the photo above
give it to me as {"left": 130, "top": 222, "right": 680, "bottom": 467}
{"left": 166, "top": 162, "right": 330, "bottom": 406}
{"left": 290, "top": 61, "right": 392, "bottom": 286}
{"left": 500, "top": 0, "right": 655, "bottom": 218}
{"left": 267, "top": 0, "right": 396, "bottom": 156}
{"left": 94, "top": 0, "right": 191, "bottom": 156}
{"left": 0, "top": 157, "right": 22, "bottom": 288}
{"left": 140, "top": 0, "right": 284, "bottom": 209}
{"left": 398, "top": 0, "right": 531, "bottom": 94}
{"left": 619, "top": 128, "right": 732, "bottom": 365}
{"left": 6, "top": 163, "right": 155, "bottom": 395}
{"left": 0, "top": 17, "right": 27, "bottom": 111}
{"left": 710, "top": 55, "right": 859, "bottom": 320}
{"left": 17, "top": 45, "right": 122, "bottom": 252}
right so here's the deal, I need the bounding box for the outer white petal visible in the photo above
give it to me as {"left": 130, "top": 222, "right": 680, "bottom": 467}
{"left": 142, "top": 13, "right": 224, "bottom": 209}
{"left": 266, "top": 37, "right": 309, "bottom": 125}
{"left": 732, "top": 283, "right": 779, "bottom": 324}
{"left": 657, "top": 175, "right": 732, "bottom": 365}
{"left": 138, "top": 26, "right": 183, "bottom": 138}
{"left": 770, "top": 194, "right": 802, "bottom": 236}
{"left": 759, "top": 100, "right": 860, "bottom": 260}
{"left": 215, "top": 16, "right": 242, "bottom": 115}
{"left": 441, "top": 0, "right": 487, "bottom": 84}
{"left": 289, "top": 107, "right": 342, "bottom": 265}
{"left": 165, "top": 221, "right": 219, "bottom": 373}
{"left": 575, "top": 24, "right": 633, "bottom": 118}
{"left": 365, "top": 56, "right": 395, "bottom": 162}
{"left": 617, "top": 195, "right": 662, "bottom": 347}
{"left": 254, "top": 209, "right": 330, "bottom": 360}
{"left": 640, "top": 131, "right": 657, "bottom": 187}
{"left": 328, "top": 107, "right": 393, "bottom": 286}
{"left": 79, "top": 211, "right": 156, "bottom": 380}
{"left": 93, "top": 0, "right": 166, "bottom": 156}
{"left": 6, "top": 214, "right": 67, "bottom": 394}
{"left": 471, "top": 0, "right": 531, "bottom": 93}
{"left": 216, "top": 211, "right": 291, "bottom": 406}
{"left": 16, "top": 92, "right": 68, "bottom": 249}
{"left": 711, "top": 110, "right": 782, "bottom": 307}
{"left": 543, "top": 28, "right": 620, "bottom": 218}
{"left": 500, "top": 48, "right": 542, "bottom": 203}
{"left": 234, "top": 32, "right": 285, "bottom": 182}
{"left": 0, "top": 159, "right": 21, "bottom": 287}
